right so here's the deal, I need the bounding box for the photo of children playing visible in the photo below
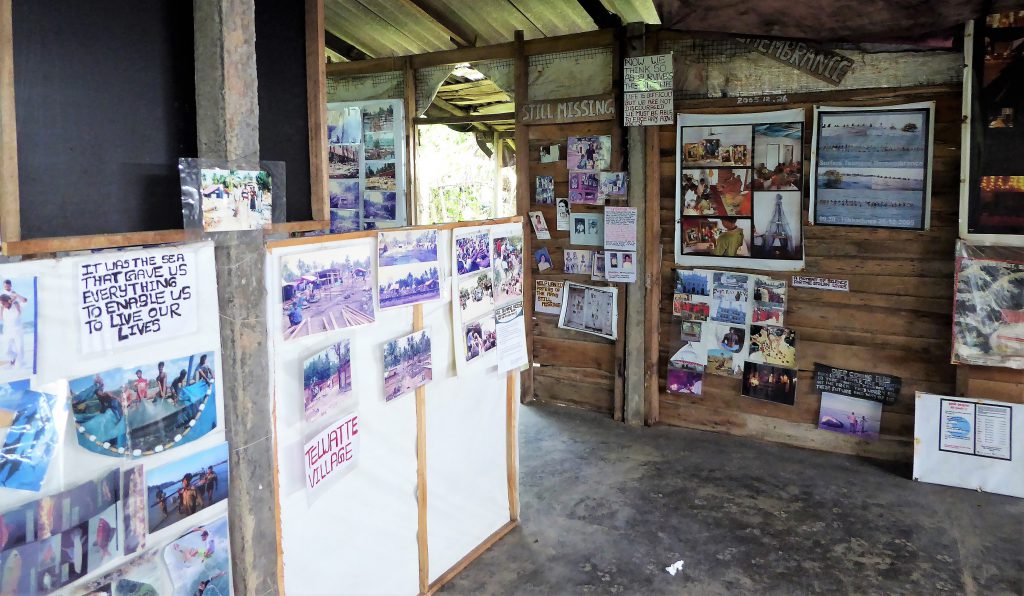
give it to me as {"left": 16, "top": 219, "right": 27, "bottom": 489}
{"left": 146, "top": 443, "right": 229, "bottom": 533}
{"left": 199, "top": 168, "right": 272, "bottom": 231}
{"left": 383, "top": 330, "right": 432, "bottom": 401}
{"left": 281, "top": 246, "right": 375, "bottom": 340}
{"left": 302, "top": 340, "right": 352, "bottom": 423}
{"left": 70, "top": 352, "right": 218, "bottom": 457}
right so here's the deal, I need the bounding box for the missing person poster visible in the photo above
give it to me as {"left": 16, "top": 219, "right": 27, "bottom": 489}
{"left": 603, "top": 207, "right": 638, "bottom": 251}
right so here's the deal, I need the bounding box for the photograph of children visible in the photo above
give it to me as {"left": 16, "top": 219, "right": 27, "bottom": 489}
{"left": 69, "top": 352, "right": 218, "bottom": 457}
{"left": 164, "top": 516, "right": 232, "bottom": 596}
{"left": 328, "top": 106, "right": 361, "bottom": 145}
{"left": 540, "top": 144, "right": 561, "bottom": 163}
{"left": 535, "top": 280, "right": 564, "bottom": 315}
{"left": 680, "top": 321, "right": 702, "bottom": 343}
{"left": 666, "top": 366, "right": 703, "bottom": 396}
{"left": 752, "top": 276, "right": 787, "bottom": 324}
{"left": 364, "top": 161, "right": 397, "bottom": 191}
{"left": 817, "top": 391, "right": 882, "bottom": 441}
{"left": 329, "top": 179, "right": 360, "bottom": 210}
{"left": 752, "top": 122, "right": 803, "bottom": 191}
{"left": 303, "top": 340, "right": 353, "bottom": 424}
{"left": 455, "top": 231, "right": 491, "bottom": 275}
{"left": 591, "top": 251, "right": 606, "bottom": 281}
{"left": 558, "top": 282, "right": 617, "bottom": 340}
{"left": 563, "top": 250, "right": 593, "bottom": 275}
{"left": 598, "top": 172, "right": 628, "bottom": 202}
{"left": 569, "top": 213, "right": 603, "bottom": 246}
{"left": 529, "top": 211, "right": 551, "bottom": 240}
{"left": 199, "top": 168, "right": 272, "bottom": 231}
{"left": 0, "top": 276, "right": 35, "bottom": 382}
{"left": 534, "top": 247, "right": 553, "bottom": 272}
{"left": 674, "top": 269, "right": 711, "bottom": 296}
{"left": 331, "top": 208, "right": 361, "bottom": 234}
{"left": 463, "top": 316, "right": 498, "bottom": 364}
{"left": 0, "top": 381, "right": 59, "bottom": 491}
{"left": 568, "top": 135, "right": 611, "bottom": 171}
{"left": 458, "top": 272, "right": 495, "bottom": 321}
{"left": 568, "top": 171, "right": 601, "bottom": 205}
{"left": 328, "top": 145, "right": 360, "bottom": 179}
{"left": 673, "top": 296, "right": 709, "bottom": 321}
{"left": 681, "top": 125, "right": 752, "bottom": 166}
{"left": 86, "top": 503, "right": 119, "bottom": 572}
{"left": 712, "top": 324, "right": 746, "bottom": 354}
{"left": 752, "top": 191, "right": 802, "bottom": 260}
{"left": 383, "top": 329, "right": 433, "bottom": 401}
{"left": 536, "top": 176, "right": 555, "bottom": 204}
{"left": 747, "top": 325, "right": 796, "bottom": 367}
{"left": 378, "top": 230, "right": 441, "bottom": 309}
{"left": 492, "top": 234, "right": 524, "bottom": 304}
{"left": 680, "top": 169, "right": 752, "bottom": 217}
{"left": 556, "top": 198, "right": 571, "bottom": 230}
{"left": 742, "top": 362, "right": 797, "bottom": 405}
{"left": 121, "top": 465, "right": 146, "bottom": 556}
{"left": 281, "top": 244, "right": 375, "bottom": 339}
{"left": 706, "top": 348, "right": 742, "bottom": 378}
{"left": 147, "top": 442, "right": 229, "bottom": 533}
{"left": 682, "top": 218, "right": 752, "bottom": 257}
{"left": 364, "top": 132, "right": 396, "bottom": 161}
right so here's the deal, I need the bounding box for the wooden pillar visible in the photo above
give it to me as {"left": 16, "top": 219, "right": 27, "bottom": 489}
{"left": 643, "top": 28, "right": 662, "bottom": 426}
{"left": 514, "top": 30, "right": 535, "bottom": 403}
{"left": 193, "top": 1, "right": 280, "bottom": 593}
{"left": 306, "top": 0, "right": 328, "bottom": 222}
{"left": 0, "top": 0, "right": 20, "bottom": 243}
{"left": 623, "top": 22, "right": 648, "bottom": 426}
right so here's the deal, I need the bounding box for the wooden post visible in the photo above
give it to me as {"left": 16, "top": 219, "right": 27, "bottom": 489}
{"left": 413, "top": 304, "right": 430, "bottom": 593}
{"left": 514, "top": 30, "right": 535, "bottom": 403}
{"left": 306, "top": 0, "right": 329, "bottom": 222}
{"left": 405, "top": 57, "right": 418, "bottom": 225}
{"left": 0, "top": 0, "right": 21, "bottom": 243}
{"left": 192, "top": 1, "right": 279, "bottom": 593}
{"left": 623, "top": 22, "right": 648, "bottom": 426}
{"left": 643, "top": 28, "right": 662, "bottom": 425}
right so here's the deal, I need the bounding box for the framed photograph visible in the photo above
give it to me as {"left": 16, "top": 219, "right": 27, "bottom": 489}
{"left": 558, "top": 282, "right": 618, "bottom": 340}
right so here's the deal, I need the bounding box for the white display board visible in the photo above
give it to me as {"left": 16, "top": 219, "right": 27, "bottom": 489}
{"left": 913, "top": 392, "right": 1023, "bottom": 498}
{"left": 267, "top": 228, "right": 517, "bottom": 595}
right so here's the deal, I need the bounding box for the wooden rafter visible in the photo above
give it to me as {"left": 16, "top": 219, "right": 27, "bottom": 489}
{"left": 324, "top": 28, "right": 373, "bottom": 60}
{"left": 578, "top": 0, "right": 621, "bottom": 29}
{"left": 400, "top": 0, "right": 477, "bottom": 48}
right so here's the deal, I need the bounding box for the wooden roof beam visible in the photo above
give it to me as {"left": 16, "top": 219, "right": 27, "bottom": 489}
{"left": 578, "top": 0, "right": 621, "bottom": 29}
{"left": 400, "top": 0, "right": 478, "bottom": 48}
{"left": 324, "top": 28, "right": 373, "bottom": 60}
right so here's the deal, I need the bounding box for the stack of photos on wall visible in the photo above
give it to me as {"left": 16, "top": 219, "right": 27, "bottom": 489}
{"left": 327, "top": 100, "right": 406, "bottom": 233}
{"left": 810, "top": 102, "right": 934, "bottom": 230}
{"left": 668, "top": 269, "right": 796, "bottom": 404}
{"left": 676, "top": 109, "right": 805, "bottom": 271}
{"left": 963, "top": 11, "right": 1024, "bottom": 239}
{"left": 952, "top": 240, "right": 1024, "bottom": 369}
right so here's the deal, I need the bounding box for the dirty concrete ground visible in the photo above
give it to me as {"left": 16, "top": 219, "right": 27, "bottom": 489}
{"left": 440, "top": 403, "right": 1024, "bottom": 595}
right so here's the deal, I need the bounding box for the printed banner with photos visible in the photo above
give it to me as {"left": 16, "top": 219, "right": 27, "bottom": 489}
{"left": 327, "top": 100, "right": 407, "bottom": 232}
{"left": 675, "top": 109, "right": 806, "bottom": 271}
{"left": 809, "top": 101, "right": 935, "bottom": 230}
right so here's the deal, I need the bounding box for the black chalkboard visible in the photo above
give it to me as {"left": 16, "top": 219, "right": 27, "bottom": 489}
{"left": 255, "top": 0, "right": 313, "bottom": 222}
{"left": 12, "top": 1, "right": 197, "bottom": 240}
{"left": 813, "top": 363, "right": 901, "bottom": 404}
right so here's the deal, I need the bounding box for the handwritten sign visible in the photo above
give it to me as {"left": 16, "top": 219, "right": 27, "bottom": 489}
{"left": 304, "top": 411, "right": 360, "bottom": 493}
{"left": 624, "top": 54, "right": 673, "bottom": 126}
{"left": 534, "top": 280, "right": 564, "bottom": 315}
{"left": 791, "top": 276, "right": 849, "bottom": 292}
{"left": 604, "top": 207, "right": 638, "bottom": 251}
{"left": 78, "top": 249, "right": 198, "bottom": 353}
{"left": 814, "top": 363, "right": 901, "bottom": 404}
{"left": 737, "top": 38, "right": 853, "bottom": 85}
{"left": 519, "top": 94, "right": 615, "bottom": 125}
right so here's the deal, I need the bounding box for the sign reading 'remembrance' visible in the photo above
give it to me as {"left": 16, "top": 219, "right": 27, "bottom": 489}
{"left": 304, "top": 411, "right": 360, "bottom": 493}
{"left": 78, "top": 249, "right": 198, "bottom": 353}
{"left": 737, "top": 37, "right": 854, "bottom": 85}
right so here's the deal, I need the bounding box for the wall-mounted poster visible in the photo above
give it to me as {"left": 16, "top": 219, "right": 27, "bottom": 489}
{"left": 558, "top": 282, "right": 618, "bottom": 340}
{"left": 569, "top": 171, "right": 601, "bottom": 205}
{"left": 567, "top": 136, "right": 611, "bottom": 172}
{"left": 960, "top": 13, "right": 1024, "bottom": 245}
{"left": 377, "top": 230, "right": 441, "bottom": 310}
{"left": 810, "top": 102, "right": 934, "bottom": 230}
{"left": 676, "top": 109, "right": 805, "bottom": 271}
{"left": 952, "top": 240, "right": 1024, "bottom": 368}
{"left": 535, "top": 280, "right": 564, "bottom": 315}
{"left": 280, "top": 244, "right": 375, "bottom": 340}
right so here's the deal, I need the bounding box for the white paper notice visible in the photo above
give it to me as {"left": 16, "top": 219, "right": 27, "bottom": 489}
{"left": 975, "top": 404, "right": 1012, "bottom": 460}
{"left": 940, "top": 399, "right": 976, "bottom": 455}
{"left": 304, "top": 411, "right": 360, "bottom": 494}
{"left": 605, "top": 251, "right": 637, "bottom": 283}
{"left": 78, "top": 249, "right": 199, "bottom": 353}
{"left": 496, "top": 301, "right": 528, "bottom": 372}
{"left": 792, "top": 276, "right": 849, "bottom": 292}
{"left": 604, "top": 206, "right": 638, "bottom": 250}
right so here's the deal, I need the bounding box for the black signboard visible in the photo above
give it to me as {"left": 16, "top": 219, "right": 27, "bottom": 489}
{"left": 813, "top": 363, "right": 901, "bottom": 404}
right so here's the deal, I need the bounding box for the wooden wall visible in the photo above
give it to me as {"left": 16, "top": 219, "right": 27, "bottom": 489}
{"left": 656, "top": 85, "right": 963, "bottom": 461}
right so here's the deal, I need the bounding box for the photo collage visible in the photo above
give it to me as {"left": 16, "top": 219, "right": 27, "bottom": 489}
{"left": 327, "top": 100, "right": 405, "bottom": 233}
{"left": 677, "top": 111, "right": 805, "bottom": 269}
{"left": 668, "top": 269, "right": 796, "bottom": 403}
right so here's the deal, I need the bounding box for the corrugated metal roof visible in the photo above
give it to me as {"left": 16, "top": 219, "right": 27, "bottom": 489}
{"left": 325, "top": 0, "right": 660, "bottom": 59}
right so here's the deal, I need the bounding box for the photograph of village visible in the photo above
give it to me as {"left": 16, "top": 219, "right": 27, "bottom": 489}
{"left": 383, "top": 329, "right": 432, "bottom": 401}
{"left": 365, "top": 161, "right": 397, "bottom": 191}
{"left": 329, "top": 178, "right": 360, "bottom": 210}
{"left": 378, "top": 230, "right": 441, "bottom": 309}
{"left": 328, "top": 145, "right": 360, "bottom": 178}
{"left": 281, "top": 246, "right": 375, "bottom": 340}
{"left": 364, "top": 132, "right": 396, "bottom": 160}
{"left": 199, "top": 167, "right": 272, "bottom": 231}
{"left": 302, "top": 340, "right": 353, "bottom": 423}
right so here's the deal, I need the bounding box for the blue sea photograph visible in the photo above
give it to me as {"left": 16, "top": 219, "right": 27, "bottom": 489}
{"left": 815, "top": 167, "right": 925, "bottom": 229}
{"left": 818, "top": 392, "right": 881, "bottom": 441}
{"left": 817, "top": 110, "right": 927, "bottom": 168}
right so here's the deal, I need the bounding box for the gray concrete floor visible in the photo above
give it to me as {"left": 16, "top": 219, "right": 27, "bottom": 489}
{"left": 441, "top": 403, "right": 1024, "bottom": 595}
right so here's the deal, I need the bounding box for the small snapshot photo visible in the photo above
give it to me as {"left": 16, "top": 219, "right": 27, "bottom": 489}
{"left": 591, "top": 251, "right": 606, "bottom": 281}
{"left": 673, "top": 296, "right": 709, "bottom": 321}
{"left": 534, "top": 247, "right": 553, "bottom": 272}
{"left": 752, "top": 191, "right": 802, "bottom": 260}
{"left": 681, "top": 125, "right": 752, "bottom": 166}
{"left": 569, "top": 213, "right": 603, "bottom": 246}
{"left": 330, "top": 208, "right": 361, "bottom": 234}
{"left": 536, "top": 176, "right": 555, "bottom": 204}
{"left": 680, "top": 169, "right": 751, "bottom": 217}
{"left": 281, "top": 245, "right": 374, "bottom": 340}
{"left": 753, "top": 276, "right": 787, "bottom": 304}
{"left": 682, "top": 217, "right": 752, "bottom": 257}
{"left": 364, "top": 132, "right": 396, "bottom": 161}
{"left": 463, "top": 316, "right": 497, "bottom": 363}
{"left": 302, "top": 340, "right": 353, "bottom": 423}
{"left": 455, "top": 230, "right": 491, "bottom": 275}
{"left": 540, "top": 144, "right": 560, "bottom": 163}
{"left": 563, "top": 249, "right": 593, "bottom": 275}
{"left": 0, "top": 276, "right": 37, "bottom": 382}
{"left": 680, "top": 320, "right": 702, "bottom": 342}
{"left": 752, "top": 122, "right": 803, "bottom": 190}
{"left": 706, "top": 348, "right": 742, "bottom": 378}
{"left": 328, "top": 106, "right": 361, "bottom": 145}
{"left": 818, "top": 391, "right": 882, "bottom": 441}
{"left": 598, "top": 172, "right": 628, "bottom": 202}
{"left": 569, "top": 171, "right": 601, "bottom": 204}
{"left": 365, "top": 161, "right": 397, "bottom": 191}
{"left": 674, "top": 269, "right": 711, "bottom": 296}
{"left": 567, "top": 135, "right": 611, "bottom": 171}
{"left": 363, "top": 191, "right": 397, "bottom": 221}
{"left": 529, "top": 211, "right": 551, "bottom": 239}
{"left": 747, "top": 325, "right": 797, "bottom": 367}
{"left": 383, "top": 329, "right": 433, "bottom": 401}
{"left": 378, "top": 229, "right": 438, "bottom": 267}
{"left": 741, "top": 362, "right": 797, "bottom": 405}
{"left": 713, "top": 325, "right": 746, "bottom": 353}
{"left": 378, "top": 230, "right": 441, "bottom": 309}
{"left": 363, "top": 104, "right": 395, "bottom": 133}
{"left": 329, "top": 178, "right": 360, "bottom": 210}
{"left": 199, "top": 168, "right": 272, "bottom": 231}
{"left": 667, "top": 365, "right": 703, "bottom": 396}
{"left": 328, "top": 145, "right": 360, "bottom": 178}
{"left": 457, "top": 272, "right": 495, "bottom": 320}
{"left": 713, "top": 272, "right": 750, "bottom": 302}
{"left": 146, "top": 442, "right": 229, "bottom": 533}
{"left": 492, "top": 235, "right": 524, "bottom": 303}
{"left": 164, "top": 516, "right": 231, "bottom": 596}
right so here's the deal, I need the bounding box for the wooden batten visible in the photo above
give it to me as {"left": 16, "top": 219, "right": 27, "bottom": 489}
{"left": 0, "top": 0, "right": 20, "bottom": 243}
{"left": 306, "top": 0, "right": 329, "bottom": 222}
{"left": 325, "top": 56, "right": 403, "bottom": 77}
{"left": 514, "top": 30, "right": 536, "bottom": 404}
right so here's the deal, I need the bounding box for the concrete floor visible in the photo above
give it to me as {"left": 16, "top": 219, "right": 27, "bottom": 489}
{"left": 441, "top": 403, "right": 1024, "bottom": 595}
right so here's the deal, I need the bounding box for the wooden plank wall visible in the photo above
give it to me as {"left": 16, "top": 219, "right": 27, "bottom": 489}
{"left": 656, "top": 85, "right": 963, "bottom": 461}
{"left": 529, "top": 120, "right": 626, "bottom": 417}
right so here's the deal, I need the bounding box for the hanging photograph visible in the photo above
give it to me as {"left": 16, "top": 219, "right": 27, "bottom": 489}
{"left": 818, "top": 391, "right": 882, "bottom": 441}
{"left": 534, "top": 247, "right": 553, "bottom": 272}
{"left": 329, "top": 179, "right": 360, "bottom": 210}
{"left": 569, "top": 171, "right": 601, "bottom": 205}
{"left": 810, "top": 102, "right": 934, "bottom": 230}
{"left": 146, "top": 442, "right": 229, "bottom": 533}
{"left": 328, "top": 106, "right": 361, "bottom": 145}
{"left": 0, "top": 276, "right": 36, "bottom": 382}
{"left": 492, "top": 232, "right": 524, "bottom": 305}
{"left": 529, "top": 211, "right": 551, "bottom": 240}
{"left": 605, "top": 251, "right": 636, "bottom": 283}
{"left": 535, "top": 176, "right": 555, "bottom": 204}
{"left": 164, "top": 516, "right": 232, "bottom": 596}
{"left": 383, "top": 329, "right": 433, "bottom": 401}
{"left": 598, "top": 172, "right": 628, "bottom": 202}
{"left": 463, "top": 316, "right": 498, "bottom": 365}
{"left": 747, "top": 325, "right": 797, "bottom": 367}
{"left": 563, "top": 250, "right": 593, "bottom": 275}
{"left": 196, "top": 167, "right": 273, "bottom": 231}
{"left": 303, "top": 340, "right": 353, "bottom": 423}
{"left": 567, "top": 136, "right": 611, "bottom": 172}
{"left": 676, "top": 110, "right": 806, "bottom": 271}
{"left": 281, "top": 244, "right": 375, "bottom": 340}
{"left": 0, "top": 381, "right": 59, "bottom": 491}
{"left": 556, "top": 198, "right": 571, "bottom": 230}
{"left": 328, "top": 145, "right": 360, "bottom": 179}
{"left": 569, "top": 213, "right": 604, "bottom": 246}
{"left": 706, "top": 348, "right": 742, "bottom": 378}
{"left": 952, "top": 240, "right": 1024, "bottom": 368}
{"left": 741, "top": 362, "right": 797, "bottom": 405}
{"left": 558, "top": 282, "right": 618, "bottom": 340}
{"left": 377, "top": 230, "right": 441, "bottom": 310}
{"left": 330, "top": 208, "right": 361, "bottom": 233}
{"left": 674, "top": 269, "right": 711, "bottom": 296}
{"left": 666, "top": 365, "right": 703, "bottom": 396}
{"left": 752, "top": 276, "right": 787, "bottom": 324}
